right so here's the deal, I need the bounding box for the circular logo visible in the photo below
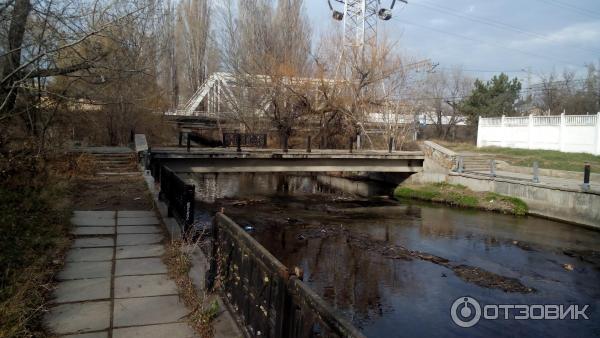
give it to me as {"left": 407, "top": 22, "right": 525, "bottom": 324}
{"left": 451, "top": 296, "right": 482, "bottom": 328}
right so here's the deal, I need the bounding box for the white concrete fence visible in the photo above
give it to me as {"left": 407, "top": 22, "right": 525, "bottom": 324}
{"left": 477, "top": 113, "right": 600, "bottom": 155}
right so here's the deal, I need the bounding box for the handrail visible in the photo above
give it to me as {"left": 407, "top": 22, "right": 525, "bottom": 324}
{"left": 209, "top": 213, "right": 367, "bottom": 338}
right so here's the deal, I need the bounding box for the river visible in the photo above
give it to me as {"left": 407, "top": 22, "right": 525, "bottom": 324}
{"left": 187, "top": 172, "right": 600, "bottom": 338}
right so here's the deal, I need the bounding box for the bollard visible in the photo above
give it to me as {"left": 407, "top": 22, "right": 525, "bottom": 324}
{"left": 457, "top": 156, "right": 464, "bottom": 173}
{"left": 306, "top": 135, "right": 311, "bottom": 153}
{"left": 349, "top": 137, "right": 353, "bottom": 153}
{"left": 388, "top": 137, "right": 394, "bottom": 153}
{"left": 490, "top": 159, "right": 496, "bottom": 177}
{"left": 283, "top": 135, "right": 289, "bottom": 153}
{"left": 178, "top": 132, "right": 183, "bottom": 147}
{"left": 582, "top": 163, "right": 591, "bottom": 191}
{"left": 532, "top": 161, "right": 540, "bottom": 183}
{"left": 356, "top": 134, "right": 361, "bottom": 150}
{"left": 236, "top": 133, "right": 242, "bottom": 152}
{"left": 186, "top": 133, "right": 191, "bottom": 152}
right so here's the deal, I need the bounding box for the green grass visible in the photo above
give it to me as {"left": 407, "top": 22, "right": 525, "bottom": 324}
{"left": 0, "top": 183, "right": 71, "bottom": 337}
{"left": 438, "top": 141, "right": 600, "bottom": 172}
{"left": 394, "top": 182, "right": 528, "bottom": 215}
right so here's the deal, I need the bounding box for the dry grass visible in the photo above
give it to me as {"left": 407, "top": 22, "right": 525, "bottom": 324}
{"left": 0, "top": 179, "right": 71, "bottom": 337}
{"left": 163, "top": 237, "right": 218, "bottom": 338}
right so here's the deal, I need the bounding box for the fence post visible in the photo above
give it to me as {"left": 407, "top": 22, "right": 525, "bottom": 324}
{"left": 595, "top": 112, "right": 600, "bottom": 156}
{"left": 306, "top": 135, "right": 311, "bottom": 153}
{"left": 528, "top": 114, "right": 534, "bottom": 149}
{"left": 476, "top": 116, "right": 482, "bottom": 148}
{"left": 500, "top": 115, "right": 506, "bottom": 147}
{"left": 532, "top": 161, "right": 540, "bottom": 183}
{"left": 349, "top": 136, "right": 353, "bottom": 153}
{"left": 559, "top": 112, "right": 566, "bottom": 152}
{"left": 236, "top": 133, "right": 242, "bottom": 152}
{"left": 582, "top": 163, "right": 591, "bottom": 192}
{"left": 183, "top": 183, "right": 195, "bottom": 235}
{"left": 388, "top": 136, "right": 394, "bottom": 153}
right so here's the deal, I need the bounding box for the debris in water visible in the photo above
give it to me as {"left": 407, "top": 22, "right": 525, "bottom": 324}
{"left": 244, "top": 225, "right": 254, "bottom": 232}
{"left": 562, "top": 263, "right": 574, "bottom": 271}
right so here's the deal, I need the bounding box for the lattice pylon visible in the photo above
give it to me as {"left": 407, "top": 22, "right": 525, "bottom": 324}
{"left": 343, "top": 0, "right": 379, "bottom": 56}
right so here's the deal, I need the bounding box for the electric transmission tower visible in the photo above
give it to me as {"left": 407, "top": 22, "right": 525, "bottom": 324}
{"left": 327, "top": 0, "right": 406, "bottom": 54}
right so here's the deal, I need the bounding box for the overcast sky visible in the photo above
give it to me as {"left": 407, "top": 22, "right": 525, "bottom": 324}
{"left": 305, "top": 0, "right": 600, "bottom": 84}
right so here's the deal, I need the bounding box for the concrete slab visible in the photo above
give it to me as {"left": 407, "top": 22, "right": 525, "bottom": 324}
{"left": 58, "top": 261, "right": 112, "bottom": 280}
{"left": 116, "top": 244, "right": 164, "bottom": 259}
{"left": 117, "top": 234, "right": 162, "bottom": 246}
{"left": 72, "top": 237, "right": 114, "bottom": 248}
{"left": 118, "top": 211, "right": 156, "bottom": 218}
{"left": 113, "top": 295, "right": 189, "bottom": 327}
{"left": 66, "top": 248, "right": 113, "bottom": 262}
{"left": 117, "top": 226, "right": 161, "bottom": 234}
{"left": 113, "top": 323, "right": 197, "bottom": 338}
{"left": 52, "top": 278, "right": 111, "bottom": 303}
{"left": 115, "top": 258, "right": 167, "bottom": 276}
{"left": 73, "top": 211, "right": 115, "bottom": 219}
{"left": 71, "top": 217, "right": 115, "bottom": 226}
{"left": 117, "top": 217, "right": 160, "bottom": 226}
{"left": 114, "top": 274, "right": 178, "bottom": 298}
{"left": 44, "top": 301, "right": 110, "bottom": 335}
{"left": 62, "top": 332, "right": 108, "bottom": 338}
{"left": 71, "top": 227, "right": 115, "bottom": 236}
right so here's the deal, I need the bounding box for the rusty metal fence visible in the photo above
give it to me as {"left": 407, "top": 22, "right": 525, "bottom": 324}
{"left": 208, "top": 213, "right": 366, "bottom": 338}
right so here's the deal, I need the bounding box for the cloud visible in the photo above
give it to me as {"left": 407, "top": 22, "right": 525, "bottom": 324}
{"left": 510, "top": 21, "right": 600, "bottom": 48}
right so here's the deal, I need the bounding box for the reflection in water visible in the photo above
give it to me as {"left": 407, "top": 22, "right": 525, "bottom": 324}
{"left": 189, "top": 173, "right": 600, "bottom": 338}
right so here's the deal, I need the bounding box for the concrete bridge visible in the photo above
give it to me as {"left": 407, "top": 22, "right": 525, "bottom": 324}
{"left": 148, "top": 148, "right": 424, "bottom": 173}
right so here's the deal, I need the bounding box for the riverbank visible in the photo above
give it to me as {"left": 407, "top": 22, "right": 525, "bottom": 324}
{"left": 394, "top": 182, "right": 528, "bottom": 215}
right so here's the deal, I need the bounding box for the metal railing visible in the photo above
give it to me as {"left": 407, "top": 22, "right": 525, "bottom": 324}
{"left": 157, "top": 165, "right": 195, "bottom": 231}
{"left": 223, "top": 133, "right": 267, "bottom": 148}
{"left": 208, "top": 213, "right": 366, "bottom": 338}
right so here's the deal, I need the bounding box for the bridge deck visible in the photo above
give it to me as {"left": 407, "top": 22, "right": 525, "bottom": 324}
{"left": 151, "top": 147, "right": 424, "bottom": 160}
{"left": 149, "top": 148, "right": 424, "bottom": 173}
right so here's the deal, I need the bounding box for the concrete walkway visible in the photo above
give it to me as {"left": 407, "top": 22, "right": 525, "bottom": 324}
{"left": 470, "top": 169, "right": 599, "bottom": 192}
{"left": 44, "top": 210, "right": 199, "bottom": 338}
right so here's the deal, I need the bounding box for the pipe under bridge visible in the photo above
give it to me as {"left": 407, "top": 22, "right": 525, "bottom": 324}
{"left": 148, "top": 148, "right": 424, "bottom": 173}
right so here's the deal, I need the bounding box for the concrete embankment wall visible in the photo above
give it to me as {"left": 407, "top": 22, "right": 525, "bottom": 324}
{"left": 446, "top": 173, "right": 600, "bottom": 229}
{"left": 408, "top": 141, "right": 600, "bottom": 229}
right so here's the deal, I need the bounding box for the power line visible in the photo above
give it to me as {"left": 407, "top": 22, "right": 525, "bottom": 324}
{"left": 412, "top": 0, "right": 600, "bottom": 56}
{"left": 536, "top": 0, "right": 600, "bottom": 20}
{"left": 394, "top": 17, "right": 586, "bottom": 70}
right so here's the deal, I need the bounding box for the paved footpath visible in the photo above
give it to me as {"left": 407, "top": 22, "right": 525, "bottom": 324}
{"left": 44, "top": 210, "right": 199, "bottom": 338}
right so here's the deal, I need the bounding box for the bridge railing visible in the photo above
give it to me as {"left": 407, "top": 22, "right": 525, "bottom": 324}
{"left": 153, "top": 164, "right": 195, "bottom": 231}
{"left": 208, "top": 213, "right": 366, "bottom": 338}
{"left": 223, "top": 132, "right": 267, "bottom": 148}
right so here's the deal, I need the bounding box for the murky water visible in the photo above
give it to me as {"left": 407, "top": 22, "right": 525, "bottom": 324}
{"left": 187, "top": 173, "right": 600, "bottom": 338}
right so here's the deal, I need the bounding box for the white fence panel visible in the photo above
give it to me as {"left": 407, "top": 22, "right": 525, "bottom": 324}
{"left": 477, "top": 113, "right": 600, "bottom": 155}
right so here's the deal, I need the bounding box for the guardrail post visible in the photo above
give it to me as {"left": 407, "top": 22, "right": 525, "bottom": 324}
{"left": 186, "top": 133, "right": 191, "bottom": 152}
{"left": 306, "top": 135, "right": 311, "bottom": 153}
{"left": 582, "top": 163, "right": 591, "bottom": 192}
{"left": 532, "top": 161, "right": 540, "bottom": 183}
{"left": 236, "top": 133, "right": 241, "bottom": 152}
{"left": 490, "top": 159, "right": 496, "bottom": 177}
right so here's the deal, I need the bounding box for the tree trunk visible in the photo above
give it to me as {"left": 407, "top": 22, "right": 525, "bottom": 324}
{"left": 1, "top": 0, "right": 32, "bottom": 114}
